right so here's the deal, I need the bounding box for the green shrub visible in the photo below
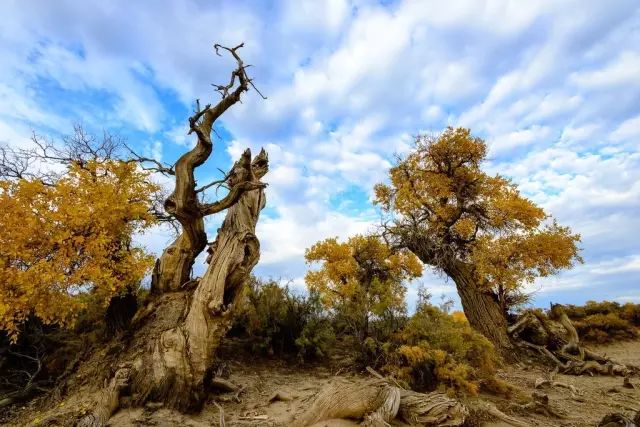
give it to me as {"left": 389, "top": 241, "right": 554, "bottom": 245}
{"left": 232, "top": 277, "right": 335, "bottom": 360}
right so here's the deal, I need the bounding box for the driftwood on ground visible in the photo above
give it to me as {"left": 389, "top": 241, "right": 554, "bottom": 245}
{"left": 508, "top": 304, "right": 639, "bottom": 378}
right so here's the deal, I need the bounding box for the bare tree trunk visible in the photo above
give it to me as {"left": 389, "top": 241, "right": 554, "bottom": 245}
{"left": 127, "top": 150, "right": 268, "bottom": 412}
{"left": 446, "top": 262, "right": 514, "bottom": 358}
{"left": 35, "top": 44, "right": 272, "bottom": 425}
{"left": 150, "top": 230, "right": 201, "bottom": 293}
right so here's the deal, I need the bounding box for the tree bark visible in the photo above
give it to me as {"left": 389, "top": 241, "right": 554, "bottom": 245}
{"left": 407, "top": 241, "right": 514, "bottom": 357}
{"left": 127, "top": 150, "right": 268, "bottom": 412}
{"left": 150, "top": 231, "right": 200, "bottom": 293}
{"left": 445, "top": 262, "right": 514, "bottom": 357}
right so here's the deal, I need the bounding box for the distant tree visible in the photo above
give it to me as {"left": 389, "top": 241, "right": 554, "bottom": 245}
{"left": 305, "top": 234, "right": 422, "bottom": 341}
{"left": 374, "top": 127, "right": 582, "bottom": 354}
{"left": 0, "top": 138, "right": 158, "bottom": 341}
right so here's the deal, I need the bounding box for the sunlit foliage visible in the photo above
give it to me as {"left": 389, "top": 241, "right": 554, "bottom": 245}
{"left": 371, "top": 301, "right": 505, "bottom": 396}
{"left": 563, "top": 300, "right": 640, "bottom": 344}
{"left": 374, "top": 127, "right": 582, "bottom": 313}
{"left": 305, "top": 234, "right": 422, "bottom": 339}
{"left": 0, "top": 160, "right": 158, "bottom": 340}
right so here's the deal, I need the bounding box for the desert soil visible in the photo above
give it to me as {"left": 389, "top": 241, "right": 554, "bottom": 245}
{"left": 6, "top": 339, "right": 640, "bottom": 426}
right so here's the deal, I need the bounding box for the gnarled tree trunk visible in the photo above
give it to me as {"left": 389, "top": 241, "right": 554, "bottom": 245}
{"left": 28, "top": 44, "right": 272, "bottom": 426}
{"left": 150, "top": 230, "right": 200, "bottom": 293}
{"left": 409, "top": 241, "right": 513, "bottom": 357}
{"left": 128, "top": 152, "right": 268, "bottom": 411}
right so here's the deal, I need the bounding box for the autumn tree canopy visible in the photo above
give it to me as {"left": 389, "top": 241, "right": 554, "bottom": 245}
{"left": 305, "top": 234, "right": 422, "bottom": 340}
{"left": 0, "top": 159, "right": 158, "bottom": 340}
{"left": 374, "top": 127, "right": 582, "bottom": 351}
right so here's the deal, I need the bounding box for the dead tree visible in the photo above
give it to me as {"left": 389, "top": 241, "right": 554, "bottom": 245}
{"left": 26, "top": 43, "right": 270, "bottom": 426}
{"left": 508, "top": 304, "right": 639, "bottom": 377}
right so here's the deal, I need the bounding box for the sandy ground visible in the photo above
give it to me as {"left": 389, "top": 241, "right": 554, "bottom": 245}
{"left": 105, "top": 339, "right": 640, "bottom": 426}
{"left": 4, "top": 339, "right": 638, "bottom": 426}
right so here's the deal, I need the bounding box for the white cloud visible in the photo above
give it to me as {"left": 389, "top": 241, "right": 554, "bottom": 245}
{"left": 611, "top": 115, "right": 640, "bottom": 141}
{"left": 1, "top": 0, "right": 639, "bottom": 309}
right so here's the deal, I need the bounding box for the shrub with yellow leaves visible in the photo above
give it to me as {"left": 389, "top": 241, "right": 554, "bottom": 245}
{"left": 305, "top": 234, "right": 422, "bottom": 341}
{"left": 373, "top": 302, "right": 505, "bottom": 396}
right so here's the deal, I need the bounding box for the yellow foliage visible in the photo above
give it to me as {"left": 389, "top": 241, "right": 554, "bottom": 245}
{"left": 451, "top": 311, "right": 467, "bottom": 323}
{"left": 0, "top": 160, "right": 158, "bottom": 340}
{"left": 305, "top": 235, "right": 422, "bottom": 338}
{"left": 379, "top": 303, "right": 501, "bottom": 396}
{"left": 374, "top": 127, "right": 582, "bottom": 308}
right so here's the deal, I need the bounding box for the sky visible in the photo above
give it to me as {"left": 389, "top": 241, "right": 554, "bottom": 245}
{"left": 1, "top": 0, "right": 639, "bottom": 311}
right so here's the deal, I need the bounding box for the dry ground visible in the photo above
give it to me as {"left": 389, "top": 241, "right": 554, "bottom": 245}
{"left": 5, "top": 340, "right": 639, "bottom": 426}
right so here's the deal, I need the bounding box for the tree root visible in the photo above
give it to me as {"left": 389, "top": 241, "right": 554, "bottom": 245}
{"left": 292, "top": 367, "right": 470, "bottom": 427}
{"left": 597, "top": 411, "right": 640, "bottom": 427}
{"left": 534, "top": 377, "right": 583, "bottom": 397}
{"left": 473, "top": 402, "right": 532, "bottom": 427}
{"left": 398, "top": 389, "right": 468, "bottom": 426}
{"left": 513, "top": 391, "right": 566, "bottom": 419}
{"left": 76, "top": 367, "right": 130, "bottom": 427}
{"left": 509, "top": 306, "right": 639, "bottom": 378}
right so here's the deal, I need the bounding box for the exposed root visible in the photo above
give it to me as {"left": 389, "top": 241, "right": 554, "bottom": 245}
{"left": 292, "top": 369, "right": 468, "bottom": 427}
{"left": 398, "top": 389, "right": 468, "bottom": 426}
{"left": 597, "top": 411, "right": 639, "bottom": 427}
{"left": 76, "top": 367, "right": 130, "bottom": 427}
{"left": 509, "top": 306, "right": 639, "bottom": 377}
{"left": 513, "top": 391, "right": 566, "bottom": 419}
{"left": 473, "top": 402, "right": 532, "bottom": 427}
{"left": 292, "top": 379, "right": 399, "bottom": 427}
{"left": 534, "top": 377, "right": 583, "bottom": 396}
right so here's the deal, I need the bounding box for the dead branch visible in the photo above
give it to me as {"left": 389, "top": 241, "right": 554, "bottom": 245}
{"left": 508, "top": 305, "right": 639, "bottom": 377}
{"left": 125, "top": 145, "right": 175, "bottom": 176}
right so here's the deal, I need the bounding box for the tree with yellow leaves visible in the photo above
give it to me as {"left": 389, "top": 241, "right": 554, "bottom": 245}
{"left": 0, "top": 159, "right": 158, "bottom": 341}
{"left": 305, "top": 234, "right": 422, "bottom": 341}
{"left": 374, "top": 127, "right": 581, "bottom": 354}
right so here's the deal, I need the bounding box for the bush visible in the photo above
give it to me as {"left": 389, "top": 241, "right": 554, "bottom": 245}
{"left": 364, "top": 302, "right": 503, "bottom": 396}
{"left": 562, "top": 300, "right": 640, "bottom": 344}
{"left": 573, "top": 313, "right": 638, "bottom": 344}
{"left": 232, "top": 277, "right": 335, "bottom": 360}
{"left": 620, "top": 303, "right": 640, "bottom": 327}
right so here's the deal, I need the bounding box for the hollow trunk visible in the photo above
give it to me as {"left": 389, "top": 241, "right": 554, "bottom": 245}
{"left": 446, "top": 263, "right": 514, "bottom": 358}
{"left": 105, "top": 286, "right": 138, "bottom": 335}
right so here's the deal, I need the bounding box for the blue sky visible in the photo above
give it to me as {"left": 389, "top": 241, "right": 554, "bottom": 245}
{"left": 1, "top": 0, "right": 639, "bottom": 310}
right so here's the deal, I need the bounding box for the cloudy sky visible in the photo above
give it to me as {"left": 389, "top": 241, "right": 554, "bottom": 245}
{"left": 1, "top": 0, "right": 639, "bottom": 310}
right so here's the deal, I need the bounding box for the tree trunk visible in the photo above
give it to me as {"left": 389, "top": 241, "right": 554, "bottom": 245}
{"left": 150, "top": 229, "right": 203, "bottom": 294}
{"left": 446, "top": 262, "right": 514, "bottom": 358}
{"left": 126, "top": 155, "right": 267, "bottom": 412}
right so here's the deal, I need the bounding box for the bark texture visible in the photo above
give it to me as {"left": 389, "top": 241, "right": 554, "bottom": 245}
{"left": 129, "top": 150, "right": 268, "bottom": 412}
{"left": 29, "top": 43, "right": 271, "bottom": 426}
{"left": 446, "top": 262, "right": 513, "bottom": 356}
{"left": 409, "top": 240, "right": 513, "bottom": 356}
{"left": 292, "top": 378, "right": 468, "bottom": 427}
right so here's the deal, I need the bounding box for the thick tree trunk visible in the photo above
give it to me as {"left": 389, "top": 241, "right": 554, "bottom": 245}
{"left": 445, "top": 262, "right": 514, "bottom": 358}
{"left": 127, "top": 155, "right": 267, "bottom": 412}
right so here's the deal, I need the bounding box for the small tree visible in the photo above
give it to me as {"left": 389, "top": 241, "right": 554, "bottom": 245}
{"left": 374, "top": 127, "right": 582, "bottom": 354}
{"left": 0, "top": 155, "right": 158, "bottom": 341}
{"left": 305, "top": 234, "right": 422, "bottom": 341}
